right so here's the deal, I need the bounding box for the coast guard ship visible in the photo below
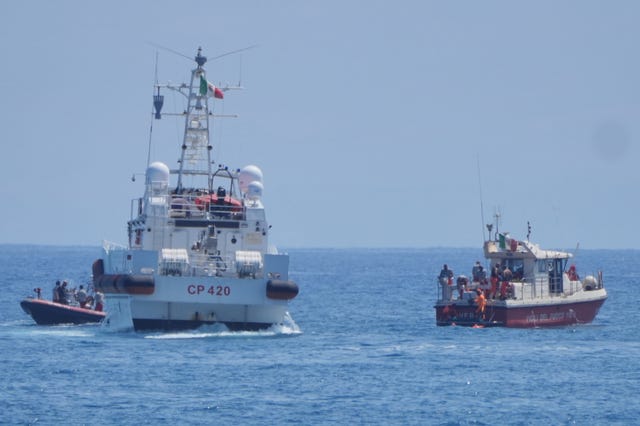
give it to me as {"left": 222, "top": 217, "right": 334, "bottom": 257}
{"left": 92, "top": 47, "right": 298, "bottom": 331}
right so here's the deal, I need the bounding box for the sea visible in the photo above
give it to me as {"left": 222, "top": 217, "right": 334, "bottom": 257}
{"left": 1, "top": 245, "right": 638, "bottom": 425}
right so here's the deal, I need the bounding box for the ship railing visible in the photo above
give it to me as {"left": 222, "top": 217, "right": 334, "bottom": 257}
{"left": 101, "top": 240, "right": 131, "bottom": 274}
{"left": 207, "top": 204, "right": 246, "bottom": 220}
{"left": 168, "top": 193, "right": 246, "bottom": 220}
{"left": 103, "top": 240, "right": 127, "bottom": 253}
{"left": 186, "top": 252, "right": 263, "bottom": 278}
{"left": 511, "top": 277, "right": 586, "bottom": 301}
{"left": 436, "top": 275, "right": 592, "bottom": 303}
{"left": 168, "top": 194, "right": 205, "bottom": 218}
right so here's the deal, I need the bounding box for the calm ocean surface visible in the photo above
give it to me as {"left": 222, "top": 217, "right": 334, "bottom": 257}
{"left": 1, "top": 245, "right": 638, "bottom": 425}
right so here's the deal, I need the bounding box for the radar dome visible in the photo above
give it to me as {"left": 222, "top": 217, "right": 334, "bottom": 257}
{"left": 146, "top": 162, "right": 170, "bottom": 185}
{"left": 239, "top": 165, "right": 263, "bottom": 194}
{"left": 247, "top": 181, "right": 264, "bottom": 200}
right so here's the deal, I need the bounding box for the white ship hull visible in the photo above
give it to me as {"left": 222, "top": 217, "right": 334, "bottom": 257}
{"left": 93, "top": 247, "right": 298, "bottom": 332}
{"left": 104, "top": 276, "right": 292, "bottom": 331}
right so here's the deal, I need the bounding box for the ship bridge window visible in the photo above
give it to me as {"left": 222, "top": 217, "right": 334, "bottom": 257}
{"left": 503, "top": 259, "right": 524, "bottom": 280}
{"left": 538, "top": 260, "right": 554, "bottom": 273}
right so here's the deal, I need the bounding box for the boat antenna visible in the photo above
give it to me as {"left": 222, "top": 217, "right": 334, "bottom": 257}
{"left": 146, "top": 41, "right": 258, "bottom": 64}
{"left": 526, "top": 221, "right": 531, "bottom": 241}
{"left": 146, "top": 41, "right": 193, "bottom": 61}
{"left": 209, "top": 44, "right": 259, "bottom": 61}
{"left": 476, "top": 155, "right": 487, "bottom": 242}
{"left": 146, "top": 51, "right": 161, "bottom": 167}
{"left": 567, "top": 242, "right": 580, "bottom": 272}
{"left": 493, "top": 211, "right": 501, "bottom": 239}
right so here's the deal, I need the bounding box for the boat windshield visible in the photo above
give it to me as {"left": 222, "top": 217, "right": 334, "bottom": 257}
{"left": 537, "top": 258, "right": 567, "bottom": 273}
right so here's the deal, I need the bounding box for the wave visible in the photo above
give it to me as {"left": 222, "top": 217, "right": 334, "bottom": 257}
{"left": 144, "top": 312, "right": 302, "bottom": 340}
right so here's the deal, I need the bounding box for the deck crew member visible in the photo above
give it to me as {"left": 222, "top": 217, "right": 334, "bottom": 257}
{"left": 472, "top": 261, "right": 482, "bottom": 282}
{"left": 53, "top": 281, "right": 61, "bottom": 303}
{"left": 94, "top": 290, "right": 104, "bottom": 312}
{"left": 456, "top": 275, "right": 468, "bottom": 299}
{"left": 490, "top": 265, "right": 499, "bottom": 299}
{"left": 76, "top": 285, "right": 88, "bottom": 308}
{"left": 567, "top": 265, "right": 579, "bottom": 281}
{"left": 475, "top": 289, "right": 486, "bottom": 320}
{"left": 502, "top": 265, "right": 513, "bottom": 281}
{"left": 58, "top": 281, "right": 69, "bottom": 305}
{"left": 439, "top": 264, "right": 454, "bottom": 300}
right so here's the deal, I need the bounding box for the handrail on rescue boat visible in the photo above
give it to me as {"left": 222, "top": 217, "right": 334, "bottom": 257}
{"left": 437, "top": 271, "right": 604, "bottom": 304}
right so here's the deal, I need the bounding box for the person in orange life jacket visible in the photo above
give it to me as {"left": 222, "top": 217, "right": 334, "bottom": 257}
{"left": 475, "top": 289, "right": 486, "bottom": 319}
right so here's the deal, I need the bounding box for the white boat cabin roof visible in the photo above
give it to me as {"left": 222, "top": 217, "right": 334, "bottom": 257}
{"left": 484, "top": 238, "right": 572, "bottom": 262}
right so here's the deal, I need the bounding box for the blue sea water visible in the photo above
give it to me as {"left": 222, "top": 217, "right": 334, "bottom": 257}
{"left": 1, "top": 245, "right": 639, "bottom": 425}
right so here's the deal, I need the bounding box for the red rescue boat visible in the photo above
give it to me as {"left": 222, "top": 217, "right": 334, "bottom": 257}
{"left": 434, "top": 217, "right": 607, "bottom": 328}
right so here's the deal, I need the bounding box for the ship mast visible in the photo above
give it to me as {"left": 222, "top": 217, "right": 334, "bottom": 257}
{"left": 175, "top": 47, "right": 213, "bottom": 193}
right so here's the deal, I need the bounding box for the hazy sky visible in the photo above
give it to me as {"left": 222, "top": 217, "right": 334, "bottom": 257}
{"left": 1, "top": 1, "right": 638, "bottom": 249}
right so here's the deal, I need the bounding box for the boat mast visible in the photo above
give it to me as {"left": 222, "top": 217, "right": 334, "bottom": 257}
{"left": 176, "top": 47, "right": 213, "bottom": 193}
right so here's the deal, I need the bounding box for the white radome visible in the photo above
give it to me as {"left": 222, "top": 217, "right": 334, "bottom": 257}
{"left": 247, "top": 180, "right": 264, "bottom": 200}
{"left": 146, "top": 161, "right": 170, "bottom": 185}
{"left": 239, "top": 165, "right": 263, "bottom": 193}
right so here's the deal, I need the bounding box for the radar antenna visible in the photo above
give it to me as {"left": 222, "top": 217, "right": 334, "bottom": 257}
{"left": 146, "top": 42, "right": 258, "bottom": 65}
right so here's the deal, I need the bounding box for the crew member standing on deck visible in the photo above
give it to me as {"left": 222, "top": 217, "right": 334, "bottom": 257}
{"left": 472, "top": 261, "right": 482, "bottom": 282}
{"left": 502, "top": 265, "right": 513, "bottom": 281}
{"left": 94, "top": 290, "right": 104, "bottom": 312}
{"left": 76, "top": 285, "right": 88, "bottom": 308}
{"left": 439, "top": 264, "right": 453, "bottom": 285}
{"left": 490, "top": 264, "right": 499, "bottom": 299}
{"left": 58, "top": 281, "right": 69, "bottom": 305}
{"left": 475, "top": 289, "right": 486, "bottom": 320}
{"left": 53, "top": 281, "right": 61, "bottom": 303}
{"left": 567, "top": 265, "right": 579, "bottom": 281}
{"left": 439, "top": 264, "right": 454, "bottom": 300}
{"left": 456, "top": 275, "right": 468, "bottom": 299}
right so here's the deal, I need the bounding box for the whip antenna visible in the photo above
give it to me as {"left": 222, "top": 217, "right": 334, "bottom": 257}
{"left": 146, "top": 41, "right": 192, "bottom": 61}
{"left": 146, "top": 51, "right": 161, "bottom": 168}
{"left": 477, "top": 155, "right": 487, "bottom": 242}
{"left": 209, "top": 44, "right": 258, "bottom": 61}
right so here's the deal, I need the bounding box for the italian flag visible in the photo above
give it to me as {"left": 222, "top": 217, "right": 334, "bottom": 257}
{"left": 199, "top": 75, "right": 224, "bottom": 99}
